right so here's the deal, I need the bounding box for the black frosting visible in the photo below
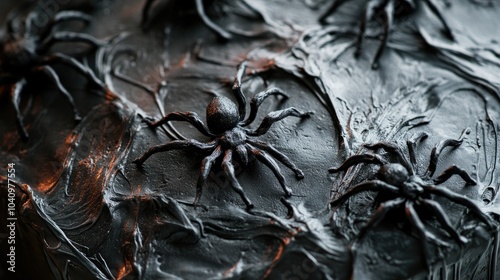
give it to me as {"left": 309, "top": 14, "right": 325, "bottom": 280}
{"left": 1, "top": 0, "right": 500, "bottom": 279}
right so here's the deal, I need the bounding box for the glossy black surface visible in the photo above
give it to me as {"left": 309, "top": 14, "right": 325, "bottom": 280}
{"left": 1, "top": 0, "right": 500, "bottom": 279}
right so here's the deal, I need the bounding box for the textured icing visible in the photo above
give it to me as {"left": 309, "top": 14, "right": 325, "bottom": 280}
{"left": 1, "top": 0, "right": 500, "bottom": 279}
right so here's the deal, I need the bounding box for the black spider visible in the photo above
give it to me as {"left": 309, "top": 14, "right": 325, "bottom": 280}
{"left": 142, "top": 0, "right": 233, "bottom": 41}
{"left": 133, "top": 62, "right": 313, "bottom": 209}
{"left": 0, "top": 9, "right": 106, "bottom": 140}
{"left": 319, "top": 0, "right": 455, "bottom": 69}
{"left": 329, "top": 130, "right": 496, "bottom": 267}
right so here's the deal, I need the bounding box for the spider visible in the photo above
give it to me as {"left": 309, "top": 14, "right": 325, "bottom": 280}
{"left": 318, "top": 0, "right": 455, "bottom": 69}
{"left": 133, "top": 62, "right": 313, "bottom": 210}
{"left": 142, "top": 0, "right": 233, "bottom": 41}
{"left": 0, "top": 9, "right": 105, "bottom": 140}
{"left": 329, "top": 130, "right": 496, "bottom": 267}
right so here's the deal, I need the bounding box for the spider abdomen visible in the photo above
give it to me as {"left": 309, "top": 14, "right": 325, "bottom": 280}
{"left": 206, "top": 96, "right": 240, "bottom": 134}
{"left": 378, "top": 163, "right": 409, "bottom": 186}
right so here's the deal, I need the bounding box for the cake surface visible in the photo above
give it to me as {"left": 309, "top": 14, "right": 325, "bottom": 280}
{"left": 1, "top": 0, "right": 500, "bottom": 279}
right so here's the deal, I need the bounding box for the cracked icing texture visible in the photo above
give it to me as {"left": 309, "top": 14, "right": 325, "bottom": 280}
{"left": 1, "top": 0, "right": 500, "bottom": 279}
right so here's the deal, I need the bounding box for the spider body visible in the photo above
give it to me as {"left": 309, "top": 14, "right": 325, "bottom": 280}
{"left": 378, "top": 163, "right": 408, "bottom": 186}
{"left": 221, "top": 127, "right": 246, "bottom": 148}
{"left": 0, "top": 9, "right": 105, "bottom": 140}
{"left": 319, "top": 0, "right": 455, "bottom": 69}
{"left": 206, "top": 96, "right": 240, "bottom": 133}
{"left": 133, "top": 62, "right": 313, "bottom": 209}
{"left": 329, "top": 130, "right": 496, "bottom": 268}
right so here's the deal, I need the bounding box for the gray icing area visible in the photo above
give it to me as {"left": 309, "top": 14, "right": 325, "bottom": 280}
{"left": 1, "top": 0, "right": 500, "bottom": 279}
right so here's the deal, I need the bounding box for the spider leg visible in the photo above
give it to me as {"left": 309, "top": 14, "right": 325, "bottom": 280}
{"left": 235, "top": 145, "right": 249, "bottom": 166}
{"left": 222, "top": 149, "right": 253, "bottom": 209}
{"left": 418, "top": 198, "right": 468, "bottom": 244}
{"left": 247, "top": 144, "right": 292, "bottom": 196}
{"left": 405, "top": 0, "right": 417, "bottom": 9}
{"left": 406, "top": 132, "right": 428, "bottom": 173}
{"left": 423, "top": 0, "right": 454, "bottom": 40}
{"left": 241, "top": 88, "right": 289, "bottom": 127}
{"left": 247, "top": 140, "right": 304, "bottom": 179}
{"left": 232, "top": 61, "right": 248, "bottom": 121}
{"left": 132, "top": 139, "right": 217, "bottom": 165}
{"left": 246, "top": 107, "right": 313, "bottom": 137}
{"left": 52, "top": 11, "right": 93, "bottom": 25}
{"left": 433, "top": 165, "right": 476, "bottom": 185}
{"left": 37, "top": 11, "right": 94, "bottom": 47}
{"left": 9, "top": 79, "right": 29, "bottom": 141}
{"left": 42, "top": 66, "right": 81, "bottom": 121}
{"left": 353, "top": 197, "right": 404, "bottom": 248}
{"left": 195, "top": 146, "right": 223, "bottom": 207}
{"left": 195, "top": 0, "right": 232, "bottom": 41}
{"left": 371, "top": 0, "right": 394, "bottom": 69}
{"left": 239, "top": 1, "right": 265, "bottom": 20}
{"left": 405, "top": 201, "right": 447, "bottom": 269}
{"left": 40, "top": 31, "right": 104, "bottom": 51}
{"left": 365, "top": 142, "right": 414, "bottom": 175}
{"left": 146, "top": 112, "right": 214, "bottom": 137}
{"left": 354, "top": 0, "right": 379, "bottom": 58}
{"left": 329, "top": 153, "right": 387, "bottom": 173}
{"left": 141, "top": 0, "right": 158, "bottom": 27}
{"left": 331, "top": 180, "right": 399, "bottom": 207}
{"left": 318, "top": 0, "right": 346, "bottom": 24}
{"left": 42, "top": 53, "right": 105, "bottom": 89}
{"left": 425, "top": 185, "right": 496, "bottom": 229}
{"left": 426, "top": 128, "right": 470, "bottom": 177}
